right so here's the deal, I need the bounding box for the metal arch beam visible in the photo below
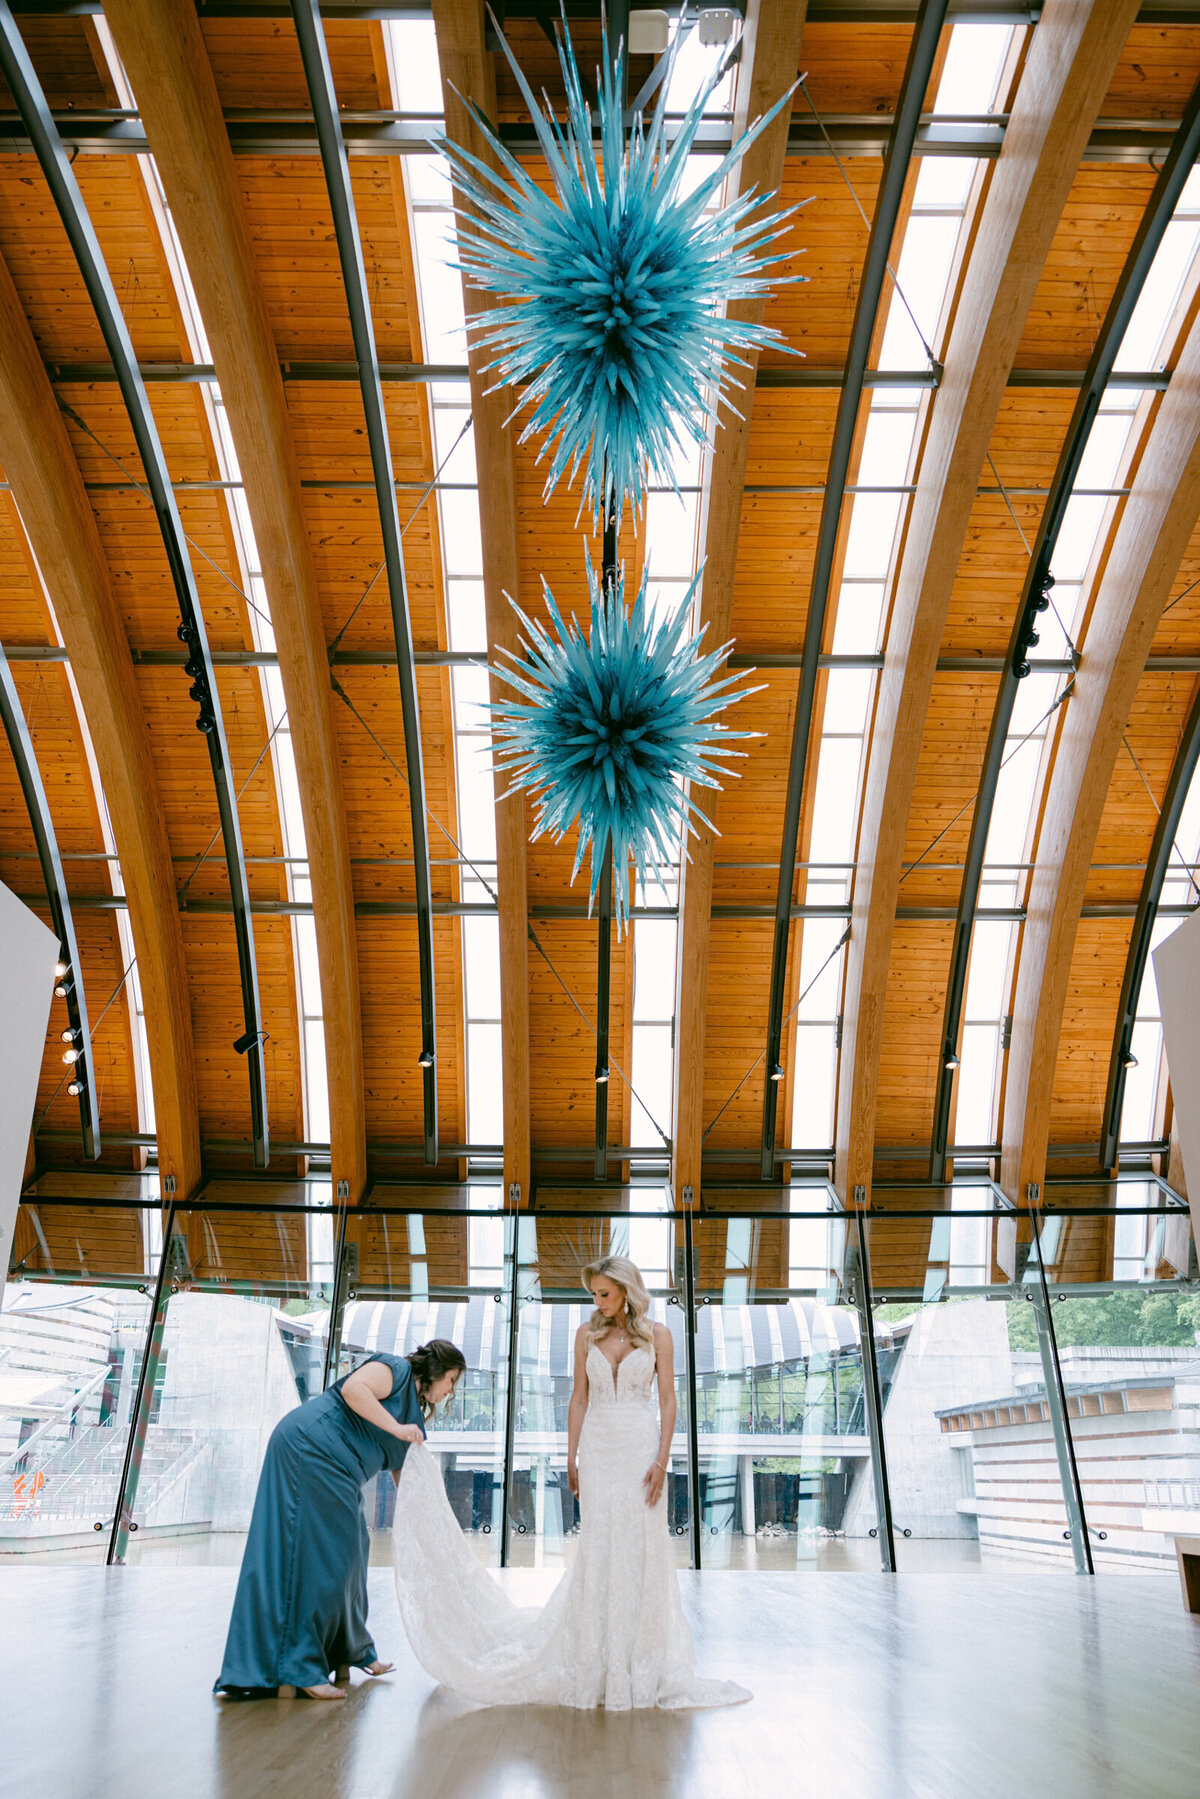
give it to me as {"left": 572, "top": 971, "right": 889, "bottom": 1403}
{"left": 1000, "top": 307, "right": 1200, "bottom": 1207}
{"left": 290, "top": 0, "right": 438, "bottom": 1167}
{"left": 0, "top": 642, "right": 98, "bottom": 1159}
{"left": 1100, "top": 678, "right": 1200, "bottom": 1171}
{"left": 0, "top": 4, "right": 270, "bottom": 1168}
{"left": 834, "top": 0, "right": 1141, "bottom": 1211}
{"left": 929, "top": 73, "right": 1200, "bottom": 1185}
{"left": 759, "top": 0, "right": 949, "bottom": 1181}
{"left": 100, "top": 0, "right": 369, "bottom": 1205}
{"left": 670, "top": 0, "right": 807, "bottom": 1208}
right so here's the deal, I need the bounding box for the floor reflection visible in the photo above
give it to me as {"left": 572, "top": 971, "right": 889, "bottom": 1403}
{"left": 385, "top": 1686, "right": 697, "bottom": 1799}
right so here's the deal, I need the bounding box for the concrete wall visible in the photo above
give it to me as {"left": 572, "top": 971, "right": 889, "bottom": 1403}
{"left": 844, "top": 1298, "right": 1013, "bottom": 1539}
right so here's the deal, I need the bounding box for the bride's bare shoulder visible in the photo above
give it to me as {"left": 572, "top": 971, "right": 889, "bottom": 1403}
{"left": 650, "top": 1320, "right": 673, "bottom": 1348}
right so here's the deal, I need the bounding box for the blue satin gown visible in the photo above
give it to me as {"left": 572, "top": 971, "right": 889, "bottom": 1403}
{"left": 215, "top": 1351, "right": 424, "bottom": 1694}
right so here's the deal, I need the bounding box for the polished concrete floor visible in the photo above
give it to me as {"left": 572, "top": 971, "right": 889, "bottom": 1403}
{"left": 4, "top": 1567, "right": 1198, "bottom": 1799}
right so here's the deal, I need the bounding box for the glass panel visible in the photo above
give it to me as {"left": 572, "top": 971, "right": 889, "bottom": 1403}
{"left": 866, "top": 1205, "right": 1059, "bottom": 1569}
{"left": 1, "top": 1277, "right": 154, "bottom": 1562}
{"left": 118, "top": 1205, "right": 335, "bottom": 1565}
{"left": 1033, "top": 1194, "right": 1199, "bottom": 1575}
{"left": 327, "top": 1209, "right": 513, "bottom": 1570}
{"left": 507, "top": 1214, "right": 694, "bottom": 1568}
{"left": 691, "top": 1207, "right": 875, "bottom": 1567}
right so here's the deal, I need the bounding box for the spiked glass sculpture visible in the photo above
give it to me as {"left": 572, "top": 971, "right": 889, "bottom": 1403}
{"left": 489, "top": 559, "right": 759, "bottom": 931}
{"left": 438, "top": 17, "right": 801, "bottom": 523}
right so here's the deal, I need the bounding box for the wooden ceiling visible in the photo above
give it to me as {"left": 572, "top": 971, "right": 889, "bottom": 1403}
{"left": 3, "top": 0, "right": 1200, "bottom": 1235}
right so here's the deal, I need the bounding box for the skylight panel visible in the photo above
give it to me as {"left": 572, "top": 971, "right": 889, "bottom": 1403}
{"left": 389, "top": 19, "right": 442, "bottom": 113}
{"left": 808, "top": 738, "right": 863, "bottom": 871}
{"left": 931, "top": 24, "right": 1012, "bottom": 117}
{"left": 460, "top": 916, "right": 501, "bottom": 1023}
{"left": 439, "top": 490, "right": 485, "bottom": 576}
{"left": 841, "top": 495, "right": 904, "bottom": 579}
{"left": 877, "top": 217, "right": 960, "bottom": 370}
{"left": 823, "top": 669, "right": 873, "bottom": 737}
{"left": 830, "top": 582, "right": 887, "bottom": 655}
{"left": 855, "top": 409, "right": 919, "bottom": 487}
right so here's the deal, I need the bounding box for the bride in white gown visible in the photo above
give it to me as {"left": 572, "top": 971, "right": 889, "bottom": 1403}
{"left": 391, "top": 1254, "right": 750, "bottom": 1710}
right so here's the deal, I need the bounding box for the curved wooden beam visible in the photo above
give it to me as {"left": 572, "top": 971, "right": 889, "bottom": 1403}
{"left": 0, "top": 2, "right": 270, "bottom": 1166}
{"left": 1001, "top": 308, "right": 1200, "bottom": 1204}
{"left": 834, "top": 0, "right": 1139, "bottom": 1207}
{"left": 671, "top": 0, "right": 807, "bottom": 1206}
{"left": 431, "top": 0, "right": 531, "bottom": 1206}
{"left": 0, "top": 251, "right": 200, "bottom": 1196}
{"left": 102, "top": 0, "right": 368, "bottom": 1203}
{"left": 930, "top": 71, "right": 1200, "bottom": 1184}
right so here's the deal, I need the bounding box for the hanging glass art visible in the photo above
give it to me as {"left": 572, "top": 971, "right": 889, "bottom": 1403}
{"left": 438, "top": 14, "right": 801, "bottom": 523}
{"left": 488, "top": 556, "right": 761, "bottom": 930}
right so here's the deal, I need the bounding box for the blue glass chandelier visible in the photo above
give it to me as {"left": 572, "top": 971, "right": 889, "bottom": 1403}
{"left": 438, "top": 14, "right": 801, "bottom": 523}
{"left": 489, "top": 557, "right": 760, "bottom": 931}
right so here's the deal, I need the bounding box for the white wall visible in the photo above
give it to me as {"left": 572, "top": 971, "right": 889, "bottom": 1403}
{"left": 0, "top": 880, "right": 60, "bottom": 1298}
{"left": 1154, "top": 909, "right": 1200, "bottom": 1202}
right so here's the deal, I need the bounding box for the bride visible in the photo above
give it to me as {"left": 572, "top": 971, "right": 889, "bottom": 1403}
{"left": 391, "top": 1254, "right": 749, "bottom": 1710}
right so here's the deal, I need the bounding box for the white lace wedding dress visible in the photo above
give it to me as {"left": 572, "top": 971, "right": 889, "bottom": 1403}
{"left": 391, "top": 1341, "right": 751, "bottom": 1710}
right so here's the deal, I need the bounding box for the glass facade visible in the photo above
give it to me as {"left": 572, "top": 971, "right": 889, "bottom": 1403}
{"left": 9, "top": 1175, "right": 1191, "bottom": 1576}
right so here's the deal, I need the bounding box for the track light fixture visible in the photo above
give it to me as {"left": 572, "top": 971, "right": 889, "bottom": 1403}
{"left": 62, "top": 1047, "right": 80, "bottom": 1065}
{"left": 196, "top": 712, "right": 216, "bottom": 734}
{"left": 1122, "top": 1050, "right": 1138, "bottom": 1069}
{"left": 54, "top": 959, "right": 69, "bottom": 980}
{"left": 1013, "top": 571, "right": 1054, "bottom": 681}
{"left": 418, "top": 1048, "right": 435, "bottom": 1069}
{"left": 233, "top": 1028, "right": 269, "bottom": 1056}
{"left": 769, "top": 1063, "right": 784, "bottom": 1082}
{"left": 60, "top": 1027, "right": 79, "bottom": 1044}
{"left": 595, "top": 1064, "right": 610, "bottom": 1084}
{"left": 54, "top": 980, "right": 72, "bottom": 999}
{"left": 67, "top": 1080, "right": 83, "bottom": 1097}
{"left": 177, "top": 619, "right": 197, "bottom": 644}
{"left": 944, "top": 1051, "right": 960, "bottom": 1070}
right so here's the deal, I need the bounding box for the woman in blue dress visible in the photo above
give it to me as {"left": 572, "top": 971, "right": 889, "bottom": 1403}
{"left": 214, "top": 1337, "right": 465, "bottom": 1700}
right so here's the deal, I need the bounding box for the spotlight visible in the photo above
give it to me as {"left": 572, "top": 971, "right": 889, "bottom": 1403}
{"left": 188, "top": 679, "right": 208, "bottom": 705}
{"left": 54, "top": 980, "right": 72, "bottom": 999}
{"left": 233, "top": 1029, "right": 269, "bottom": 1055}
{"left": 945, "top": 1051, "right": 960, "bottom": 1070}
{"left": 184, "top": 657, "right": 204, "bottom": 679}
{"left": 196, "top": 712, "right": 216, "bottom": 734}
{"left": 769, "top": 1063, "right": 784, "bottom": 1082}
{"left": 595, "top": 1064, "right": 610, "bottom": 1084}
{"left": 60, "top": 1027, "right": 79, "bottom": 1044}
{"left": 54, "top": 959, "right": 69, "bottom": 980}
{"left": 1123, "top": 1050, "right": 1138, "bottom": 1069}
{"left": 67, "top": 1080, "right": 83, "bottom": 1097}
{"left": 177, "top": 619, "right": 197, "bottom": 643}
{"left": 62, "top": 1047, "right": 80, "bottom": 1065}
{"left": 418, "top": 1048, "right": 435, "bottom": 1069}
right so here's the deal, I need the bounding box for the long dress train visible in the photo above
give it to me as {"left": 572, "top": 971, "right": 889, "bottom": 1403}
{"left": 392, "top": 1342, "right": 750, "bottom": 1710}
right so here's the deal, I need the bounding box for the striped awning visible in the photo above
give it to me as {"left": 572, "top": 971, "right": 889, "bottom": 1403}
{"left": 338, "top": 1295, "right": 859, "bottom": 1377}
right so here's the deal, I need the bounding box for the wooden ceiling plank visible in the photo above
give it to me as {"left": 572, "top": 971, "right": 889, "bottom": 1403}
{"left": 430, "top": 0, "right": 530, "bottom": 1206}
{"left": 0, "top": 251, "right": 201, "bottom": 1196}
{"left": 835, "top": 0, "right": 1140, "bottom": 1208}
{"left": 672, "top": 0, "right": 807, "bottom": 1207}
{"left": 102, "top": 0, "right": 369, "bottom": 1203}
{"left": 1001, "top": 304, "right": 1200, "bottom": 1204}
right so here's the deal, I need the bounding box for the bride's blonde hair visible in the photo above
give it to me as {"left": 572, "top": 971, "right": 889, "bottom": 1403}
{"left": 582, "top": 1255, "right": 655, "bottom": 1350}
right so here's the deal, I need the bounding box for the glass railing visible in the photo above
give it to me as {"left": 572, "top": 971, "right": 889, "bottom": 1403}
{"left": 4, "top": 1174, "right": 1193, "bottom": 1579}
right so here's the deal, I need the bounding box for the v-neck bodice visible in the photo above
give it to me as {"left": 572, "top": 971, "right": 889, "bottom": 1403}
{"left": 586, "top": 1341, "right": 656, "bottom": 1409}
